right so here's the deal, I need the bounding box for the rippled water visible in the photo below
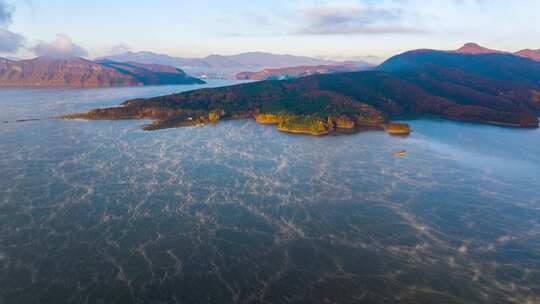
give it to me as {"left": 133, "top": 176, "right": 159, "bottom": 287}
{"left": 1, "top": 82, "right": 540, "bottom": 304}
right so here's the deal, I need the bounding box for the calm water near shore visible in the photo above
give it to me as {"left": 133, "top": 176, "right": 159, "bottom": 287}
{"left": 1, "top": 82, "right": 539, "bottom": 303}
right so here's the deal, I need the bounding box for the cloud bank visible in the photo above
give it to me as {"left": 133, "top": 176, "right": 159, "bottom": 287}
{"left": 110, "top": 44, "right": 131, "bottom": 55}
{"left": 0, "top": 0, "right": 25, "bottom": 53}
{"left": 32, "top": 34, "right": 88, "bottom": 57}
{"left": 0, "top": 28, "right": 24, "bottom": 52}
{"left": 299, "top": 4, "right": 423, "bottom": 35}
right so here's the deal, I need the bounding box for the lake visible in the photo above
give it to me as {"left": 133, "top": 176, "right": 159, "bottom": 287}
{"left": 1, "top": 82, "right": 539, "bottom": 303}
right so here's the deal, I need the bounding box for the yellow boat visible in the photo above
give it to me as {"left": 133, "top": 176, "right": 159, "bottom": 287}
{"left": 393, "top": 150, "right": 408, "bottom": 157}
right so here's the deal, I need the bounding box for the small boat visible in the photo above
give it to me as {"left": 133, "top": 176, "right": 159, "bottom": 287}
{"left": 393, "top": 150, "right": 408, "bottom": 157}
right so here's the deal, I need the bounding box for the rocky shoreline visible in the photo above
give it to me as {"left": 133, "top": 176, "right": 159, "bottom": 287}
{"left": 64, "top": 109, "right": 411, "bottom": 136}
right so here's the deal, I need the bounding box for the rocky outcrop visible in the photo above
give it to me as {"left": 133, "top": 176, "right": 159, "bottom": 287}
{"left": 255, "top": 113, "right": 284, "bottom": 124}
{"left": 335, "top": 116, "right": 355, "bottom": 129}
{"left": 0, "top": 57, "right": 204, "bottom": 87}
{"left": 142, "top": 115, "right": 205, "bottom": 131}
{"left": 208, "top": 109, "right": 224, "bottom": 123}
{"left": 384, "top": 123, "right": 412, "bottom": 135}
{"left": 254, "top": 113, "right": 374, "bottom": 136}
{"left": 255, "top": 113, "right": 295, "bottom": 124}
{"left": 277, "top": 116, "right": 331, "bottom": 136}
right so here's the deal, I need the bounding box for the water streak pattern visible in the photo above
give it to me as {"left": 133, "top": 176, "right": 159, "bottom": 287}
{"left": 0, "top": 83, "right": 539, "bottom": 303}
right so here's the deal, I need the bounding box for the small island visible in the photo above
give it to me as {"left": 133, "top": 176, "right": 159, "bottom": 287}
{"left": 65, "top": 103, "right": 406, "bottom": 136}
{"left": 63, "top": 75, "right": 419, "bottom": 136}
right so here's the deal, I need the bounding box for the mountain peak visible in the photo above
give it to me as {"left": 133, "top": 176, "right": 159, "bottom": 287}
{"left": 454, "top": 43, "right": 503, "bottom": 54}
{"left": 515, "top": 49, "right": 540, "bottom": 62}
{"left": 462, "top": 42, "right": 482, "bottom": 48}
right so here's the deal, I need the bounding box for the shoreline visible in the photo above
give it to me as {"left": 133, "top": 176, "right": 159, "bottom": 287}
{"left": 60, "top": 107, "right": 538, "bottom": 136}
{"left": 62, "top": 111, "right": 412, "bottom": 136}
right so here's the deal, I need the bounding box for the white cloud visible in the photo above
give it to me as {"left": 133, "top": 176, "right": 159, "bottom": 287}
{"left": 0, "top": 27, "right": 24, "bottom": 52}
{"left": 110, "top": 43, "right": 131, "bottom": 55}
{"left": 298, "top": 4, "right": 424, "bottom": 35}
{"left": 0, "top": 0, "right": 25, "bottom": 53}
{"left": 32, "top": 34, "right": 88, "bottom": 57}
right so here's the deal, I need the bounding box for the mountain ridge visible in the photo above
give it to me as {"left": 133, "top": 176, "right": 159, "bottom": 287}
{"left": 0, "top": 56, "right": 204, "bottom": 87}
{"left": 97, "top": 51, "right": 369, "bottom": 79}
{"left": 98, "top": 51, "right": 341, "bottom": 68}
{"left": 66, "top": 45, "right": 540, "bottom": 134}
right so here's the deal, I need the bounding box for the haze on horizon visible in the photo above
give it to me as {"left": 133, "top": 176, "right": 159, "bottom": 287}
{"left": 1, "top": 0, "right": 540, "bottom": 62}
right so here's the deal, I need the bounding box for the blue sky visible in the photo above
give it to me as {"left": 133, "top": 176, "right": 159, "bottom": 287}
{"left": 1, "top": 0, "right": 540, "bottom": 61}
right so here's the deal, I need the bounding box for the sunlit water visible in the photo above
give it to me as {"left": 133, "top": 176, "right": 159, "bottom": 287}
{"left": 1, "top": 82, "right": 540, "bottom": 304}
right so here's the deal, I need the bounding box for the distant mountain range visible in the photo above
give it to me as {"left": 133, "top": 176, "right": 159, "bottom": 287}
{"left": 235, "top": 62, "right": 370, "bottom": 81}
{"left": 0, "top": 57, "right": 204, "bottom": 88}
{"left": 69, "top": 43, "right": 540, "bottom": 134}
{"left": 98, "top": 51, "right": 339, "bottom": 68}
{"left": 0, "top": 51, "right": 371, "bottom": 88}
{"left": 4, "top": 43, "right": 540, "bottom": 89}
{"left": 97, "top": 51, "right": 371, "bottom": 79}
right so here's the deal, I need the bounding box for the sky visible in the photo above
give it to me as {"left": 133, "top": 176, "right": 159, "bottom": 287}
{"left": 1, "top": 0, "right": 540, "bottom": 62}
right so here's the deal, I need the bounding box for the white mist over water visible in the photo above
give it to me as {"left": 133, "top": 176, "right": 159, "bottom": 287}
{"left": 0, "top": 84, "right": 539, "bottom": 303}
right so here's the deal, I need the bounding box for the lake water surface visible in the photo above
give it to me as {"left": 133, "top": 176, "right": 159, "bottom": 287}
{"left": 1, "top": 82, "right": 540, "bottom": 303}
